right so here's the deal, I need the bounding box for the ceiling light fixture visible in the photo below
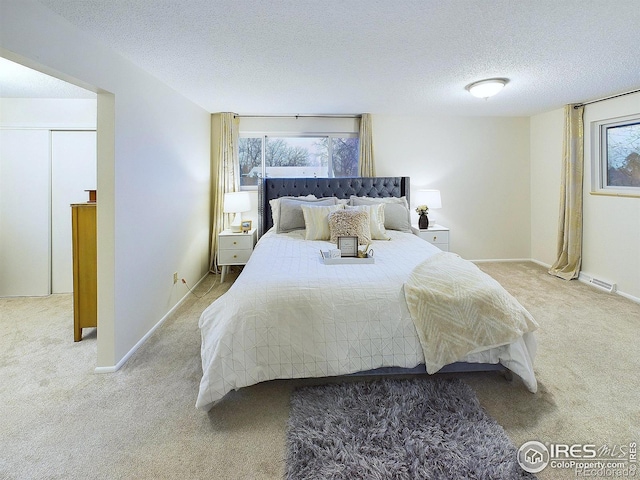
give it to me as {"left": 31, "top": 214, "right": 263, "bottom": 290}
{"left": 465, "top": 78, "right": 509, "bottom": 99}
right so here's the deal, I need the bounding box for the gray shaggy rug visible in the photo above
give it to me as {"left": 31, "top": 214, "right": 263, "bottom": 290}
{"left": 286, "top": 378, "right": 535, "bottom": 479}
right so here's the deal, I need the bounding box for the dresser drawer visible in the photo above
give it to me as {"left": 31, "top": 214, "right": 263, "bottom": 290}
{"left": 219, "top": 234, "right": 254, "bottom": 250}
{"left": 420, "top": 230, "right": 449, "bottom": 245}
{"left": 218, "top": 248, "right": 253, "bottom": 265}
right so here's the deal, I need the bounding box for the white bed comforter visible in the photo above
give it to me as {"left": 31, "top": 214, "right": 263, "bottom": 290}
{"left": 196, "top": 230, "right": 537, "bottom": 410}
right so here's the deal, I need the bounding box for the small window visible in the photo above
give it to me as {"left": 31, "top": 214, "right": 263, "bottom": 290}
{"left": 591, "top": 114, "right": 640, "bottom": 196}
{"left": 239, "top": 135, "right": 359, "bottom": 188}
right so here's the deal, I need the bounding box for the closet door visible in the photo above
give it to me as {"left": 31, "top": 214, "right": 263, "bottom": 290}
{"left": 0, "top": 129, "right": 51, "bottom": 296}
{"left": 51, "top": 131, "right": 97, "bottom": 294}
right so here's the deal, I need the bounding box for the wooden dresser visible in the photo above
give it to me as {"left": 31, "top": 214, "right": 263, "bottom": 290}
{"left": 71, "top": 202, "right": 97, "bottom": 341}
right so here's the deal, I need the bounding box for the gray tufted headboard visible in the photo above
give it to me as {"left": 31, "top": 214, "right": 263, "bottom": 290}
{"left": 259, "top": 177, "right": 410, "bottom": 236}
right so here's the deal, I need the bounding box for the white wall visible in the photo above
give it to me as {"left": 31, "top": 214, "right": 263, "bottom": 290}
{"left": 529, "top": 108, "right": 564, "bottom": 265}
{"left": 0, "top": 98, "right": 96, "bottom": 128}
{"left": 530, "top": 92, "right": 640, "bottom": 301}
{"left": 1, "top": 1, "right": 211, "bottom": 368}
{"left": 373, "top": 115, "right": 531, "bottom": 260}
{"left": 583, "top": 93, "right": 640, "bottom": 300}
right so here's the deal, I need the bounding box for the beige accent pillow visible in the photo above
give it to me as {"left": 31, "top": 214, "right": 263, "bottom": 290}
{"left": 346, "top": 204, "right": 390, "bottom": 240}
{"left": 301, "top": 204, "right": 345, "bottom": 240}
{"left": 328, "top": 209, "right": 372, "bottom": 245}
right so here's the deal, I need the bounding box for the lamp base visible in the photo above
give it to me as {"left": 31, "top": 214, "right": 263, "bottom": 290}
{"left": 230, "top": 213, "right": 242, "bottom": 233}
{"left": 418, "top": 214, "right": 429, "bottom": 230}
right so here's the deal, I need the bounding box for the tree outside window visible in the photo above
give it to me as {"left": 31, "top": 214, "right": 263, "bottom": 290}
{"left": 239, "top": 135, "right": 359, "bottom": 187}
{"left": 606, "top": 122, "right": 640, "bottom": 187}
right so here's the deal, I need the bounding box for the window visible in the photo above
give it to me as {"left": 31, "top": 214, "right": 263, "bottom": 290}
{"left": 239, "top": 135, "right": 359, "bottom": 187}
{"left": 592, "top": 114, "right": 640, "bottom": 196}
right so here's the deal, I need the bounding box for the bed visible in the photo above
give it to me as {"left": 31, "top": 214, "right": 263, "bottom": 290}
{"left": 196, "top": 177, "right": 538, "bottom": 410}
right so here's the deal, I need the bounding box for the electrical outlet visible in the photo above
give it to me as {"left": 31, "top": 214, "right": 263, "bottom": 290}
{"left": 173, "top": 272, "right": 178, "bottom": 284}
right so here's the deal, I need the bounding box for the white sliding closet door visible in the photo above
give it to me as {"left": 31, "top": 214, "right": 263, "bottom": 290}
{"left": 51, "top": 131, "right": 97, "bottom": 294}
{"left": 0, "top": 129, "right": 51, "bottom": 296}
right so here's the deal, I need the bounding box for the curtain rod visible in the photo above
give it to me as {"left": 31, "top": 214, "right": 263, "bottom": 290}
{"left": 573, "top": 88, "right": 640, "bottom": 109}
{"left": 234, "top": 114, "right": 362, "bottom": 119}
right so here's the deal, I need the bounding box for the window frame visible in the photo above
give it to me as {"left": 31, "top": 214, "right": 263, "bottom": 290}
{"left": 590, "top": 113, "right": 640, "bottom": 198}
{"left": 238, "top": 132, "right": 359, "bottom": 190}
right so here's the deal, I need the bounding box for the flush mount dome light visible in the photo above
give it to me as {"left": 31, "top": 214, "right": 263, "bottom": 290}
{"left": 465, "top": 78, "right": 509, "bottom": 99}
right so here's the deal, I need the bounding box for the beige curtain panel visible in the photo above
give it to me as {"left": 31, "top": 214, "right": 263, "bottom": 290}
{"left": 358, "top": 113, "right": 376, "bottom": 177}
{"left": 549, "top": 104, "right": 585, "bottom": 280}
{"left": 209, "top": 112, "right": 240, "bottom": 273}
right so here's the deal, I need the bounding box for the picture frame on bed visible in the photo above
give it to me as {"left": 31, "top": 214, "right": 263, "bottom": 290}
{"left": 337, "top": 236, "right": 358, "bottom": 257}
{"left": 241, "top": 220, "right": 252, "bottom": 233}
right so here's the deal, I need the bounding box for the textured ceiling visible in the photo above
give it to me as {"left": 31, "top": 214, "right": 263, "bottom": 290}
{"left": 0, "top": 57, "right": 95, "bottom": 99}
{"left": 14, "top": 0, "right": 640, "bottom": 115}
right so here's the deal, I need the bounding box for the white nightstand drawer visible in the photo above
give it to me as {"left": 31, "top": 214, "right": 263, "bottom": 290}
{"left": 218, "top": 248, "right": 253, "bottom": 264}
{"left": 422, "top": 230, "right": 449, "bottom": 245}
{"left": 412, "top": 224, "right": 450, "bottom": 252}
{"left": 219, "top": 234, "right": 254, "bottom": 250}
{"left": 217, "top": 229, "right": 257, "bottom": 282}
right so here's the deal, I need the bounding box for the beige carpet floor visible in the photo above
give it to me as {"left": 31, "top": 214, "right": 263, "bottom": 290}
{"left": 0, "top": 262, "right": 638, "bottom": 479}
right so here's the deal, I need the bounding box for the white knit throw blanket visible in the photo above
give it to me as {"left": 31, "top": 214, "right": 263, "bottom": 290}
{"left": 404, "top": 252, "right": 539, "bottom": 374}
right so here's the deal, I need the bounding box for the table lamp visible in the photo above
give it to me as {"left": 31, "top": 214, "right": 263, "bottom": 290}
{"left": 224, "top": 191, "right": 251, "bottom": 232}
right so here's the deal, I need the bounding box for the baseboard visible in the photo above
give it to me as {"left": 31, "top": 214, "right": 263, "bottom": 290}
{"left": 94, "top": 272, "right": 210, "bottom": 374}
{"left": 616, "top": 290, "right": 640, "bottom": 304}
{"left": 470, "top": 258, "right": 553, "bottom": 269}
{"left": 530, "top": 258, "right": 552, "bottom": 269}
{"left": 470, "top": 258, "right": 532, "bottom": 263}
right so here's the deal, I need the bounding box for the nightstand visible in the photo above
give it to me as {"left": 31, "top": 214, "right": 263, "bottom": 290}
{"left": 412, "top": 224, "right": 450, "bottom": 251}
{"left": 218, "top": 228, "right": 257, "bottom": 282}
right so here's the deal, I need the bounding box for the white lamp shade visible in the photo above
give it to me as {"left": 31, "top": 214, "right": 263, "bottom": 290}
{"left": 415, "top": 189, "right": 442, "bottom": 209}
{"left": 223, "top": 191, "right": 251, "bottom": 213}
{"left": 224, "top": 191, "right": 251, "bottom": 232}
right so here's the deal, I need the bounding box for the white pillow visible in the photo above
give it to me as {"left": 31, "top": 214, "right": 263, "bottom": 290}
{"left": 301, "top": 204, "right": 345, "bottom": 240}
{"left": 346, "top": 204, "right": 390, "bottom": 240}
{"left": 269, "top": 195, "right": 316, "bottom": 230}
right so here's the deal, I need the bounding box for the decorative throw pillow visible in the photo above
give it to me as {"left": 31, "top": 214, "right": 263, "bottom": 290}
{"left": 277, "top": 197, "right": 337, "bottom": 233}
{"left": 301, "top": 204, "right": 345, "bottom": 240}
{"left": 350, "top": 196, "right": 411, "bottom": 232}
{"left": 270, "top": 195, "right": 316, "bottom": 230}
{"left": 346, "top": 204, "right": 390, "bottom": 240}
{"left": 328, "top": 209, "right": 372, "bottom": 245}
